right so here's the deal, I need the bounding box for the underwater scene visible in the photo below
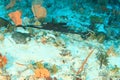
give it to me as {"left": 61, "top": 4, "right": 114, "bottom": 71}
{"left": 0, "top": 0, "right": 120, "bottom": 80}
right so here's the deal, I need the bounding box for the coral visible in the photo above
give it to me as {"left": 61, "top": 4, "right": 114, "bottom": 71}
{"left": 59, "top": 49, "right": 71, "bottom": 57}
{"left": 51, "top": 64, "right": 58, "bottom": 74}
{"left": 96, "top": 47, "right": 108, "bottom": 68}
{"left": 36, "top": 61, "right": 44, "bottom": 69}
{"left": 41, "top": 37, "right": 47, "bottom": 44}
{"left": 76, "top": 49, "right": 94, "bottom": 74}
{"left": 34, "top": 68, "right": 50, "bottom": 78}
{"left": 106, "top": 46, "right": 116, "bottom": 56}
{"left": 87, "top": 31, "right": 96, "bottom": 40}
{"left": 96, "top": 32, "right": 106, "bottom": 43}
{"left": 8, "top": 10, "right": 22, "bottom": 26}
{"left": 0, "top": 33, "right": 4, "bottom": 41}
{"left": 0, "top": 54, "right": 7, "bottom": 68}
{"left": 111, "top": 65, "right": 120, "bottom": 73}
{"left": 32, "top": 4, "right": 47, "bottom": 19}
{"left": 34, "top": 20, "right": 41, "bottom": 26}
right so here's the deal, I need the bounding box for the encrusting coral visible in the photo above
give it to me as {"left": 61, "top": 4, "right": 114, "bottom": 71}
{"left": 0, "top": 53, "right": 7, "bottom": 68}
{"left": 16, "top": 61, "right": 51, "bottom": 79}
{"left": 34, "top": 61, "right": 50, "bottom": 78}
{"left": 34, "top": 68, "right": 50, "bottom": 78}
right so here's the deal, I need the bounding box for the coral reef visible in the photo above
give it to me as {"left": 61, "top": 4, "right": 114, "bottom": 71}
{"left": 0, "top": 0, "right": 120, "bottom": 80}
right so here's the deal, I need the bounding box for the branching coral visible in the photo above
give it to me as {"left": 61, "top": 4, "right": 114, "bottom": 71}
{"left": 96, "top": 47, "right": 108, "bottom": 68}
{"left": 107, "top": 46, "right": 116, "bottom": 56}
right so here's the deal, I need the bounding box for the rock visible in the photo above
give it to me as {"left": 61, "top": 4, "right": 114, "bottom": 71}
{"left": 12, "top": 32, "right": 31, "bottom": 44}
{"left": 0, "top": 17, "right": 11, "bottom": 27}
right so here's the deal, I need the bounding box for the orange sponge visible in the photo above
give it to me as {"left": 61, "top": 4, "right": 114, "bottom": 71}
{"left": 8, "top": 10, "right": 22, "bottom": 26}
{"left": 32, "top": 4, "right": 47, "bottom": 19}
{"left": 0, "top": 54, "right": 7, "bottom": 68}
{"left": 34, "top": 68, "right": 50, "bottom": 78}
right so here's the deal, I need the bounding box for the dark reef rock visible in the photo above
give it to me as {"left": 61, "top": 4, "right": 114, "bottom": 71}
{"left": 0, "top": 17, "right": 11, "bottom": 27}
{"left": 12, "top": 32, "right": 31, "bottom": 44}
